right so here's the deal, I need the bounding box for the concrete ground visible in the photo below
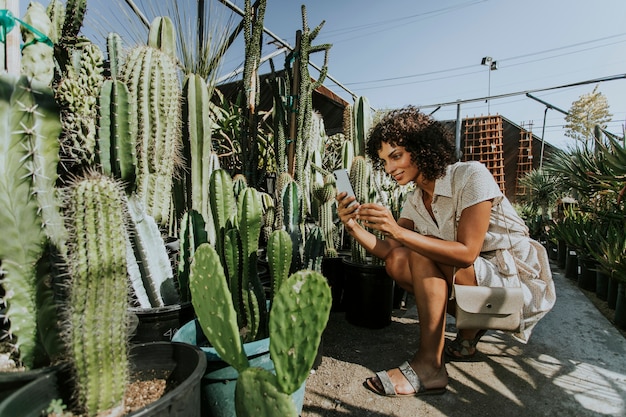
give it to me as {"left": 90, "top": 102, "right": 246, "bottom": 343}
{"left": 302, "top": 262, "right": 626, "bottom": 417}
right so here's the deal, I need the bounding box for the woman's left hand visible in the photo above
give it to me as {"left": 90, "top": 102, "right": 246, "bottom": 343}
{"left": 356, "top": 203, "right": 398, "bottom": 237}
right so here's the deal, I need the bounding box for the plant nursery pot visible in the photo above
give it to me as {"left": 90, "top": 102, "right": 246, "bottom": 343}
{"left": 607, "top": 276, "right": 619, "bottom": 310}
{"left": 0, "top": 364, "right": 57, "bottom": 405}
{"left": 614, "top": 283, "right": 626, "bottom": 330}
{"left": 129, "top": 302, "right": 195, "bottom": 343}
{"left": 595, "top": 270, "right": 610, "bottom": 301}
{"left": 547, "top": 240, "right": 558, "bottom": 261}
{"left": 322, "top": 256, "right": 347, "bottom": 311}
{"left": 577, "top": 256, "right": 597, "bottom": 292}
{"left": 0, "top": 341, "right": 207, "bottom": 417}
{"left": 557, "top": 240, "right": 567, "bottom": 269}
{"left": 564, "top": 247, "right": 578, "bottom": 280}
{"left": 172, "top": 319, "right": 306, "bottom": 417}
{"left": 342, "top": 258, "right": 394, "bottom": 329}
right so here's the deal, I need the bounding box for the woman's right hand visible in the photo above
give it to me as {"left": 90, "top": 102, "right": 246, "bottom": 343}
{"left": 336, "top": 191, "right": 360, "bottom": 230}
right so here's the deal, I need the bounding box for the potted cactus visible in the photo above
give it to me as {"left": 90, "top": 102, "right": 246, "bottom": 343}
{"left": 174, "top": 240, "right": 331, "bottom": 417}
{"left": 173, "top": 168, "right": 331, "bottom": 416}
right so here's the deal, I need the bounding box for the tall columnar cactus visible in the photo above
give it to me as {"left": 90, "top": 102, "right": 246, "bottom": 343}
{"left": 0, "top": 74, "right": 63, "bottom": 369}
{"left": 260, "top": 191, "right": 276, "bottom": 245}
{"left": 98, "top": 79, "right": 136, "bottom": 192}
{"left": 352, "top": 96, "right": 372, "bottom": 157}
{"left": 266, "top": 230, "right": 292, "bottom": 302}
{"left": 177, "top": 210, "right": 209, "bottom": 303}
{"left": 121, "top": 42, "right": 182, "bottom": 227}
{"left": 289, "top": 6, "right": 331, "bottom": 196}
{"left": 63, "top": 173, "right": 129, "bottom": 417}
{"left": 20, "top": 2, "right": 55, "bottom": 85}
{"left": 282, "top": 181, "right": 304, "bottom": 273}
{"left": 181, "top": 73, "right": 217, "bottom": 243}
{"left": 147, "top": 16, "right": 176, "bottom": 58}
{"left": 349, "top": 156, "right": 370, "bottom": 264}
{"left": 313, "top": 174, "right": 338, "bottom": 258}
{"left": 235, "top": 270, "right": 332, "bottom": 417}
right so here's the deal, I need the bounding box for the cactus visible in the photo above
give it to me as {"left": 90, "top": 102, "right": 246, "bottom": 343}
{"left": 270, "top": 270, "right": 331, "bottom": 394}
{"left": 349, "top": 156, "right": 370, "bottom": 264}
{"left": 313, "top": 174, "right": 338, "bottom": 258}
{"left": 20, "top": 2, "right": 55, "bottom": 85}
{"left": 260, "top": 191, "right": 275, "bottom": 245}
{"left": 353, "top": 96, "right": 372, "bottom": 157}
{"left": 98, "top": 79, "right": 136, "bottom": 192}
{"left": 147, "top": 16, "right": 176, "bottom": 58}
{"left": 121, "top": 42, "right": 182, "bottom": 227}
{"left": 63, "top": 173, "right": 129, "bottom": 417}
{"left": 303, "top": 226, "right": 324, "bottom": 272}
{"left": 235, "top": 368, "right": 298, "bottom": 417}
{"left": 106, "top": 32, "right": 123, "bottom": 79}
{"left": 126, "top": 195, "right": 179, "bottom": 308}
{"left": 55, "top": 41, "right": 105, "bottom": 180}
{"left": 266, "top": 230, "right": 292, "bottom": 301}
{"left": 235, "top": 270, "right": 331, "bottom": 416}
{"left": 0, "top": 74, "right": 63, "bottom": 369}
{"left": 180, "top": 73, "right": 217, "bottom": 243}
{"left": 207, "top": 170, "right": 268, "bottom": 342}
{"left": 282, "top": 180, "right": 304, "bottom": 273}
{"left": 177, "top": 210, "right": 209, "bottom": 303}
{"left": 190, "top": 243, "right": 249, "bottom": 372}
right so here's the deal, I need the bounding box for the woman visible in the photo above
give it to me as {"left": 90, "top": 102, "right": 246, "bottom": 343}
{"left": 336, "top": 106, "right": 555, "bottom": 397}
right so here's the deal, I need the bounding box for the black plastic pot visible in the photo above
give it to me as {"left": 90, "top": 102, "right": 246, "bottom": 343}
{"left": 607, "top": 275, "right": 619, "bottom": 310}
{"left": 0, "top": 342, "right": 207, "bottom": 417}
{"left": 595, "top": 270, "right": 610, "bottom": 301}
{"left": 342, "top": 258, "right": 394, "bottom": 329}
{"left": 557, "top": 240, "right": 567, "bottom": 269}
{"left": 577, "top": 256, "right": 597, "bottom": 292}
{"left": 129, "top": 302, "right": 195, "bottom": 343}
{"left": 322, "top": 256, "right": 347, "bottom": 311}
{"left": 614, "top": 283, "right": 626, "bottom": 330}
{"left": 0, "top": 365, "right": 56, "bottom": 404}
{"left": 565, "top": 247, "right": 578, "bottom": 280}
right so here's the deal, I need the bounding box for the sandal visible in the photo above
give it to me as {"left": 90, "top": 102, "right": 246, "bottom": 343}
{"left": 445, "top": 329, "right": 488, "bottom": 361}
{"left": 363, "top": 361, "right": 447, "bottom": 397}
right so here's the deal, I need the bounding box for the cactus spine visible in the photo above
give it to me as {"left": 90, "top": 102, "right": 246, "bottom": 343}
{"left": 0, "top": 74, "right": 63, "bottom": 369}
{"left": 64, "top": 173, "right": 129, "bottom": 417}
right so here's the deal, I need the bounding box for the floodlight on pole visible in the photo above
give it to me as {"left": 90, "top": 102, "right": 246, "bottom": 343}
{"left": 481, "top": 56, "right": 497, "bottom": 114}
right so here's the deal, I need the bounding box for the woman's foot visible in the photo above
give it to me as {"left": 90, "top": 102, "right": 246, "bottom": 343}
{"left": 445, "top": 329, "right": 487, "bottom": 361}
{"left": 364, "top": 361, "right": 448, "bottom": 396}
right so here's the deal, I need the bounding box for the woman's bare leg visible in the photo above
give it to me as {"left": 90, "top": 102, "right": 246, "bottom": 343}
{"left": 368, "top": 248, "right": 449, "bottom": 394}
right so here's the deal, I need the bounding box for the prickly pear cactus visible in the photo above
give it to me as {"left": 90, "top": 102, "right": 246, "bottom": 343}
{"left": 64, "top": 173, "right": 129, "bottom": 417}
{"left": 270, "top": 270, "right": 331, "bottom": 394}
{"left": 190, "top": 243, "right": 249, "bottom": 372}
{"left": 235, "top": 367, "right": 298, "bottom": 417}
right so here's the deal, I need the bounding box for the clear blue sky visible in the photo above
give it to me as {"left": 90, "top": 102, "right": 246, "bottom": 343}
{"left": 20, "top": 0, "right": 626, "bottom": 150}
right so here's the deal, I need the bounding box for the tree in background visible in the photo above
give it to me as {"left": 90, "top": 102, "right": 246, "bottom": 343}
{"left": 564, "top": 85, "right": 612, "bottom": 144}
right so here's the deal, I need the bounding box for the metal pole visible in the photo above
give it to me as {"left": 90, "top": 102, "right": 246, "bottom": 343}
{"left": 2, "top": 0, "right": 20, "bottom": 74}
{"left": 539, "top": 106, "right": 548, "bottom": 169}
{"left": 455, "top": 102, "right": 462, "bottom": 161}
{"left": 487, "top": 67, "right": 491, "bottom": 114}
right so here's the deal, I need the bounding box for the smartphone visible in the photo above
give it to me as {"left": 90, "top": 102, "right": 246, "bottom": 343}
{"left": 333, "top": 169, "right": 357, "bottom": 207}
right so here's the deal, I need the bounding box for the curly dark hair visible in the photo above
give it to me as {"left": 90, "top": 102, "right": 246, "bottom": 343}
{"left": 366, "top": 106, "right": 456, "bottom": 181}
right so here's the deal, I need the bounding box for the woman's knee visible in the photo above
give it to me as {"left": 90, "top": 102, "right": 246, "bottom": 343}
{"left": 385, "top": 247, "right": 436, "bottom": 279}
